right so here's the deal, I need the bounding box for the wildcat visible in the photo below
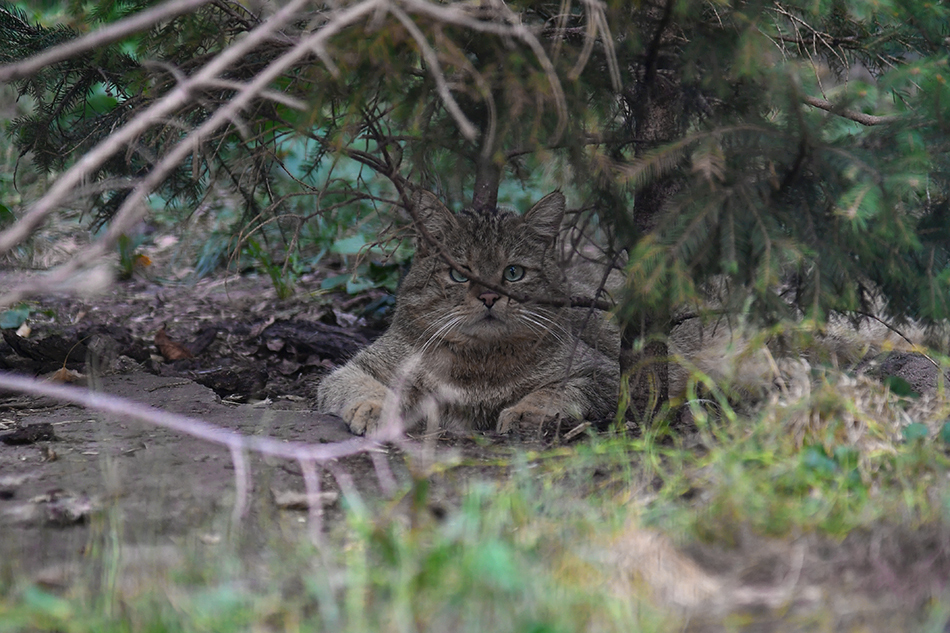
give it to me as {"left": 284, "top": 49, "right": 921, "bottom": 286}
{"left": 317, "top": 190, "right": 620, "bottom": 435}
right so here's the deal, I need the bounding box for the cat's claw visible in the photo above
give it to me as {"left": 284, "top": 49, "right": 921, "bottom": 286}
{"left": 343, "top": 399, "right": 384, "bottom": 436}
{"left": 496, "top": 411, "right": 515, "bottom": 434}
{"left": 497, "top": 402, "right": 561, "bottom": 434}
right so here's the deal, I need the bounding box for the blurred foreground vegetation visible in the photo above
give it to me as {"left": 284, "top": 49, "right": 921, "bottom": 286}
{"left": 3, "top": 385, "right": 950, "bottom": 630}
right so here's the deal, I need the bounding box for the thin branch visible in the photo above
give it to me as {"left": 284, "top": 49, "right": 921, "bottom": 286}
{"left": 803, "top": 95, "right": 900, "bottom": 126}
{"left": 299, "top": 458, "right": 324, "bottom": 546}
{"left": 591, "top": 1, "right": 621, "bottom": 91}
{"left": 642, "top": 0, "right": 676, "bottom": 89}
{"left": 431, "top": 27, "right": 496, "bottom": 160}
{"left": 229, "top": 444, "right": 250, "bottom": 527}
{"left": 567, "top": 0, "right": 621, "bottom": 91}
{"left": 0, "top": 0, "right": 389, "bottom": 309}
{"left": 854, "top": 310, "right": 940, "bottom": 369}
{"left": 400, "top": 0, "right": 569, "bottom": 143}
{"left": 0, "top": 0, "right": 312, "bottom": 261}
{"left": 0, "top": 371, "right": 383, "bottom": 463}
{"left": 770, "top": 2, "right": 850, "bottom": 78}
{"left": 390, "top": 5, "right": 479, "bottom": 141}
{"left": 567, "top": 1, "right": 598, "bottom": 81}
{"left": 201, "top": 78, "right": 308, "bottom": 111}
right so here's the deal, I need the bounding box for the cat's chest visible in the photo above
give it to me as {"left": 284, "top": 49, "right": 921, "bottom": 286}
{"left": 426, "top": 344, "right": 541, "bottom": 391}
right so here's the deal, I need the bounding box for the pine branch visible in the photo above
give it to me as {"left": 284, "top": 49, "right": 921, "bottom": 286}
{"left": 0, "top": 0, "right": 214, "bottom": 82}
{"left": 803, "top": 95, "right": 900, "bottom": 126}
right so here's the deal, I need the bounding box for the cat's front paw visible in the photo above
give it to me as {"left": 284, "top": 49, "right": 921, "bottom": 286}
{"left": 497, "top": 390, "right": 585, "bottom": 434}
{"left": 496, "top": 400, "right": 562, "bottom": 434}
{"left": 341, "top": 398, "right": 385, "bottom": 435}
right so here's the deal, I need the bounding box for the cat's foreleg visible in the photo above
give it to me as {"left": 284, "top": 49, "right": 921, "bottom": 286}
{"left": 496, "top": 385, "right": 588, "bottom": 434}
{"left": 317, "top": 363, "right": 394, "bottom": 435}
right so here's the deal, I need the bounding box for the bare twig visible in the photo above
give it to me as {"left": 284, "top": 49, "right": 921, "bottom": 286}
{"left": 431, "top": 28, "right": 496, "bottom": 160}
{"left": 803, "top": 95, "right": 900, "bottom": 126}
{"left": 0, "top": 0, "right": 388, "bottom": 309}
{"left": 0, "top": 0, "right": 313, "bottom": 263}
{"left": 400, "top": 0, "right": 569, "bottom": 142}
{"left": 229, "top": 444, "right": 250, "bottom": 526}
{"left": 0, "top": 372, "right": 384, "bottom": 462}
{"left": 566, "top": 0, "right": 598, "bottom": 81}
{"left": 299, "top": 458, "right": 323, "bottom": 545}
{"left": 854, "top": 311, "right": 940, "bottom": 369}
{"left": 567, "top": 0, "right": 621, "bottom": 91}
{"left": 642, "top": 0, "right": 676, "bottom": 89}
{"left": 390, "top": 5, "right": 479, "bottom": 141}
{"left": 201, "top": 78, "right": 308, "bottom": 111}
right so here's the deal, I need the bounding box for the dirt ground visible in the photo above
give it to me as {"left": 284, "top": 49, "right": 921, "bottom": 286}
{"left": 1, "top": 267, "right": 949, "bottom": 630}
{"left": 0, "top": 269, "right": 548, "bottom": 585}
{"left": 0, "top": 273, "right": 336, "bottom": 571}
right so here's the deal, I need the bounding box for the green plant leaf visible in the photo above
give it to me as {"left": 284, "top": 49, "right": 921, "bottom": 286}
{"left": 902, "top": 423, "right": 930, "bottom": 442}
{"left": 330, "top": 235, "right": 370, "bottom": 255}
{"left": 0, "top": 304, "right": 31, "bottom": 329}
{"left": 884, "top": 375, "right": 919, "bottom": 398}
{"left": 801, "top": 445, "right": 837, "bottom": 476}
{"left": 0, "top": 203, "right": 13, "bottom": 228}
{"left": 320, "top": 273, "right": 352, "bottom": 291}
{"left": 939, "top": 420, "right": 950, "bottom": 444}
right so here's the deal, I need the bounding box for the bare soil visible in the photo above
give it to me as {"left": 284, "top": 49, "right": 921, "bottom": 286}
{"left": 0, "top": 270, "right": 547, "bottom": 582}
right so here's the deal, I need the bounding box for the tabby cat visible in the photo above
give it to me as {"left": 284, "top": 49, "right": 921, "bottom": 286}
{"left": 317, "top": 190, "right": 620, "bottom": 435}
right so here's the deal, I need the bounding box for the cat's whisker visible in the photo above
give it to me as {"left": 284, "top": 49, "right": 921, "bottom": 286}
{"left": 517, "top": 308, "right": 570, "bottom": 344}
{"left": 520, "top": 320, "right": 558, "bottom": 344}
{"left": 419, "top": 324, "right": 451, "bottom": 355}
{"left": 416, "top": 309, "right": 462, "bottom": 342}
{"left": 420, "top": 314, "right": 465, "bottom": 355}
{"left": 421, "top": 320, "right": 458, "bottom": 353}
{"left": 518, "top": 314, "right": 566, "bottom": 345}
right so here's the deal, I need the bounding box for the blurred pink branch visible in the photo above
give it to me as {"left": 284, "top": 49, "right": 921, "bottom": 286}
{"left": 0, "top": 370, "right": 406, "bottom": 540}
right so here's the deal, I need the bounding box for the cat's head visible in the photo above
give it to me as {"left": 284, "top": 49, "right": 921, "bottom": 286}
{"left": 394, "top": 190, "right": 568, "bottom": 348}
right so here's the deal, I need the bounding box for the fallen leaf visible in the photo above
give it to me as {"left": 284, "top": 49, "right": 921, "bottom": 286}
{"left": 249, "top": 316, "right": 277, "bottom": 338}
{"left": 47, "top": 367, "right": 84, "bottom": 383}
{"left": 154, "top": 325, "right": 194, "bottom": 361}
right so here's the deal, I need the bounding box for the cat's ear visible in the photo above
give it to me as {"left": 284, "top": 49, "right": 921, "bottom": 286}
{"left": 523, "top": 191, "right": 565, "bottom": 242}
{"left": 411, "top": 190, "right": 457, "bottom": 255}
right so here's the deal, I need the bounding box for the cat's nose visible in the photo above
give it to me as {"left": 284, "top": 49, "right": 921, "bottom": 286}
{"left": 479, "top": 291, "right": 500, "bottom": 308}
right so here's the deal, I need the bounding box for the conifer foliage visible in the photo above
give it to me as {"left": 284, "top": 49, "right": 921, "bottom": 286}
{"left": 1, "top": 0, "right": 949, "bottom": 346}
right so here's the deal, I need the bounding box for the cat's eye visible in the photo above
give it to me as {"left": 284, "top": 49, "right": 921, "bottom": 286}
{"left": 503, "top": 265, "right": 526, "bottom": 282}
{"left": 449, "top": 269, "right": 469, "bottom": 283}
